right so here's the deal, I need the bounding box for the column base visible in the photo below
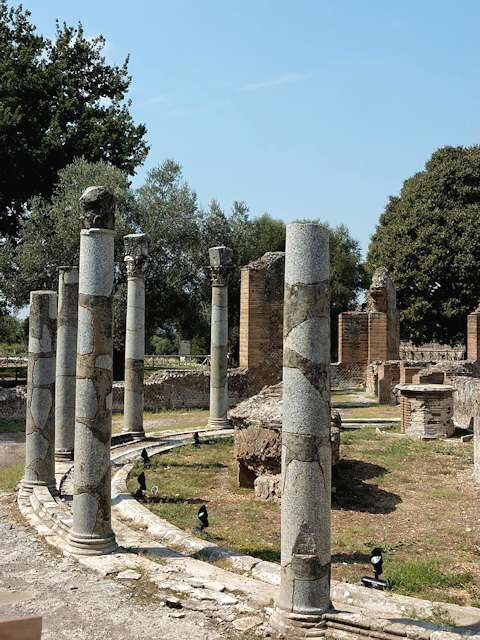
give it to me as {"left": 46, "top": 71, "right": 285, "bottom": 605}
{"left": 120, "top": 429, "right": 146, "bottom": 441}
{"left": 207, "top": 417, "right": 230, "bottom": 429}
{"left": 20, "top": 479, "right": 58, "bottom": 497}
{"left": 55, "top": 448, "right": 74, "bottom": 462}
{"left": 270, "top": 606, "right": 328, "bottom": 638}
{"left": 67, "top": 531, "right": 118, "bottom": 556}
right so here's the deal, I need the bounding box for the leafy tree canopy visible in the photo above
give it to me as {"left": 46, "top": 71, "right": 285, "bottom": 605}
{"left": 1, "top": 158, "right": 365, "bottom": 361}
{"left": 367, "top": 145, "right": 480, "bottom": 345}
{"left": 0, "top": 1, "right": 148, "bottom": 237}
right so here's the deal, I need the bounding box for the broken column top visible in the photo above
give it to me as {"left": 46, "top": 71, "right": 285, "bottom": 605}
{"left": 367, "top": 266, "right": 396, "bottom": 313}
{"left": 124, "top": 233, "right": 150, "bottom": 258}
{"left": 79, "top": 186, "right": 115, "bottom": 230}
{"left": 209, "top": 245, "right": 233, "bottom": 268}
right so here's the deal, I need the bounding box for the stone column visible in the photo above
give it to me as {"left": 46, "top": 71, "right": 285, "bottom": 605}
{"left": 21, "top": 291, "right": 57, "bottom": 495}
{"left": 68, "top": 186, "right": 117, "bottom": 556}
{"left": 208, "top": 246, "right": 232, "bottom": 429}
{"left": 55, "top": 266, "right": 79, "bottom": 461}
{"left": 271, "top": 223, "right": 331, "bottom": 637}
{"left": 122, "top": 233, "right": 149, "bottom": 438}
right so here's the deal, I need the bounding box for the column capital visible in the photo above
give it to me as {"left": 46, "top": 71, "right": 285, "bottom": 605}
{"left": 209, "top": 245, "right": 233, "bottom": 286}
{"left": 79, "top": 186, "right": 115, "bottom": 230}
{"left": 124, "top": 233, "right": 150, "bottom": 277}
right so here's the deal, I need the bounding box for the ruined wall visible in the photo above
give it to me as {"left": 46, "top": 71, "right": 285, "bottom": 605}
{"left": 337, "top": 313, "right": 368, "bottom": 364}
{"left": 112, "top": 369, "right": 250, "bottom": 412}
{"left": 338, "top": 267, "right": 399, "bottom": 369}
{"left": 238, "top": 252, "right": 284, "bottom": 379}
{"left": 0, "top": 386, "right": 27, "bottom": 421}
{"left": 330, "top": 363, "right": 366, "bottom": 389}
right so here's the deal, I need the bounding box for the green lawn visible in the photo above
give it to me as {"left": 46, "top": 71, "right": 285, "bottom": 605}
{"left": 129, "top": 429, "right": 480, "bottom": 607}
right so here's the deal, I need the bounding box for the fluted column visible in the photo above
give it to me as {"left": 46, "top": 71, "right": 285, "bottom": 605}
{"left": 68, "top": 186, "right": 117, "bottom": 556}
{"left": 122, "top": 233, "right": 149, "bottom": 438}
{"left": 55, "top": 266, "right": 79, "bottom": 461}
{"left": 21, "top": 290, "right": 57, "bottom": 495}
{"left": 271, "top": 223, "right": 332, "bottom": 637}
{"left": 208, "top": 246, "right": 232, "bottom": 429}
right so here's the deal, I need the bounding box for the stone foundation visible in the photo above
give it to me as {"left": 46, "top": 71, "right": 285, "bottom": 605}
{"left": 230, "top": 382, "right": 341, "bottom": 501}
{"left": 397, "top": 384, "right": 455, "bottom": 439}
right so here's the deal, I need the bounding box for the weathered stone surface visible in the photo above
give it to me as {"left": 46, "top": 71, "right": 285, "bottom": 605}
{"left": 68, "top": 187, "right": 117, "bottom": 556}
{"left": 231, "top": 382, "right": 340, "bottom": 498}
{"left": 232, "top": 616, "right": 262, "bottom": 631}
{"left": 21, "top": 290, "right": 57, "bottom": 495}
{"left": 397, "top": 384, "right": 455, "bottom": 439}
{"left": 123, "top": 233, "right": 149, "bottom": 436}
{"left": 55, "top": 266, "right": 79, "bottom": 461}
{"left": 271, "top": 223, "right": 332, "bottom": 633}
{"left": 254, "top": 473, "right": 281, "bottom": 502}
{"left": 238, "top": 252, "right": 285, "bottom": 392}
{"left": 208, "top": 246, "right": 232, "bottom": 429}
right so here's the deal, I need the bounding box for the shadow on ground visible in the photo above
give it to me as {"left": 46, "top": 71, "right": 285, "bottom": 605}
{"left": 333, "top": 459, "right": 401, "bottom": 514}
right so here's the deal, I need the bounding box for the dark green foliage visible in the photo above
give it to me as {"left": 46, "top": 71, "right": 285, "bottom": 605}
{"left": 0, "top": 1, "right": 148, "bottom": 237}
{"left": 367, "top": 146, "right": 480, "bottom": 344}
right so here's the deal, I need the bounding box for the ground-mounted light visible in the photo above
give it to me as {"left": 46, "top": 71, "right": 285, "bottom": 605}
{"left": 141, "top": 448, "right": 150, "bottom": 466}
{"left": 193, "top": 432, "right": 200, "bottom": 448}
{"left": 361, "top": 547, "right": 387, "bottom": 590}
{"left": 134, "top": 471, "right": 147, "bottom": 500}
{"left": 197, "top": 504, "right": 209, "bottom": 531}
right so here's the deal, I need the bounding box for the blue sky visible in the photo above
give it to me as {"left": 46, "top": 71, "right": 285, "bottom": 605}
{"left": 19, "top": 0, "right": 480, "bottom": 255}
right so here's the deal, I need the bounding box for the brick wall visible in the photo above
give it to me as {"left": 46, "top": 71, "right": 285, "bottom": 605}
{"left": 467, "top": 313, "right": 480, "bottom": 362}
{"left": 378, "top": 361, "right": 400, "bottom": 404}
{"left": 238, "top": 253, "right": 285, "bottom": 392}
{"left": 338, "top": 312, "right": 368, "bottom": 364}
{"left": 368, "top": 312, "right": 389, "bottom": 362}
{"left": 330, "top": 363, "right": 367, "bottom": 389}
{"left": 400, "top": 389, "right": 454, "bottom": 439}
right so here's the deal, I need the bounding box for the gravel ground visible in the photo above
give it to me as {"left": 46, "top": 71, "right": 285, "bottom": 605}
{"left": 0, "top": 495, "right": 228, "bottom": 640}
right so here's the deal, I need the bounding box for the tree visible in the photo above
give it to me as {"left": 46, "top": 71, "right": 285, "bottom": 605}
{"left": 367, "top": 145, "right": 480, "bottom": 345}
{"left": 0, "top": 1, "right": 148, "bottom": 237}
{"left": 132, "top": 160, "right": 205, "bottom": 342}
{"left": 0, "top": 158, "right": 134, "bottom": 309}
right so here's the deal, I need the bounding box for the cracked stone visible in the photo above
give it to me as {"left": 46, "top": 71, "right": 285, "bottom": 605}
{"left": 116, "top": 570, "right": 142, "bottom": 581}
{"left": 232, "top": 616, "right": 263, "bottom": 631}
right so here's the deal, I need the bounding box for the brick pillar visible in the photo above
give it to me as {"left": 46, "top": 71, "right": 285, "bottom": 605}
{"left": 239, "top": 268, "right": 266, "bottom": 368}
{"left": 467, "top": 311, "right": 480, "bottom": 361}
{"left": 368, "top": 312, "right": 388, "bottom": 362}
{"left": 338, "top": 312, "right": 368, "bottom": 363}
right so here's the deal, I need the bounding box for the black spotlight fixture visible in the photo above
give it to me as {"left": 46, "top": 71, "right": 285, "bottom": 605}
{"left": 134, "top": 471, "right": 147, "bottom": 499}
{"left": 193, "top": 432, "right": 200, "bottom": 448}
{"left": 361, "top": 547, "right": 387, "bottom": 590}
{"left": 197, "top": 504, "right": 209, "bottom": 531}
{"left": 141, "top": 448, "right": 150, "bottom": 466}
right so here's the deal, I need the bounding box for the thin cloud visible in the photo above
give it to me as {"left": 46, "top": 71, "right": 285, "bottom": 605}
{"left": 241, "top": 72, "right": 308, "bottom": 92}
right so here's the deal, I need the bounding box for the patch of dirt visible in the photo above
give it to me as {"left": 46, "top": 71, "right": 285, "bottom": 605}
{"left": 0, "top": 496, "right": 228, "bottom": 639}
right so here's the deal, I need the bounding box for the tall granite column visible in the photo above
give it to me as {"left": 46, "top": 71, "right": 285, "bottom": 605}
{"left": 122, "top": 233, "right": 149, "bottom": 438}
{"left": 21, "top": 290, "right": 57, "bottom": 495}
{"left": 55, "top": 266, "right": 79, "bottom": 461}
{"left": 208, "top": 246, "right": 232, "bottom": 429}
{"left": 271, "top": 223, "right": 331, "bottom": 637}
{"left": 68, "top": 186, "right": 117, "bottom": 556}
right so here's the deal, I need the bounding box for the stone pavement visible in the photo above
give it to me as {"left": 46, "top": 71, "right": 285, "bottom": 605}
{"left": 0, "top": 496, "right": 232, "bottom": 640}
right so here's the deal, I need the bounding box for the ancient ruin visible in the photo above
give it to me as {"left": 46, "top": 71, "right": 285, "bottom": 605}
{"left": 271, "top": 222, "right": 332, "bottom": 636}
{"left": 239, "top": 252, "right": 285, "bottom": 390}
{"left": 55, "top": 266, "right": 78, "bottom": 461}
{"left": 20, "top": 290, "right": 57, "bottom": 495}
{"left": 397, "top": 383, "right": 455, "bottom": 439}
{"left": 230, "top": 383, "right": 340, "bottom": 501}
{"left": 208, "top": 245, "right": 232, "bottom": 429}
{"left": 67, "top": 186, "right": 117, "bottom": 555}
{"left": 122, "top": 233, "right": 150, "bottom": 438}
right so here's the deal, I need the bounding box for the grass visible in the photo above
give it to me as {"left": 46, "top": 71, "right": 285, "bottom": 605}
{"left": 111, "top": 408, "right": 209, "bottom": 435}
{"left": 129, "top": 425, "right": 480, "bottom": 607}
{"left": 0, "top": 462, "right": 23, "bottom": 492}
{"left": 0, "top": 420, "right": 25, "bottom": 434}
